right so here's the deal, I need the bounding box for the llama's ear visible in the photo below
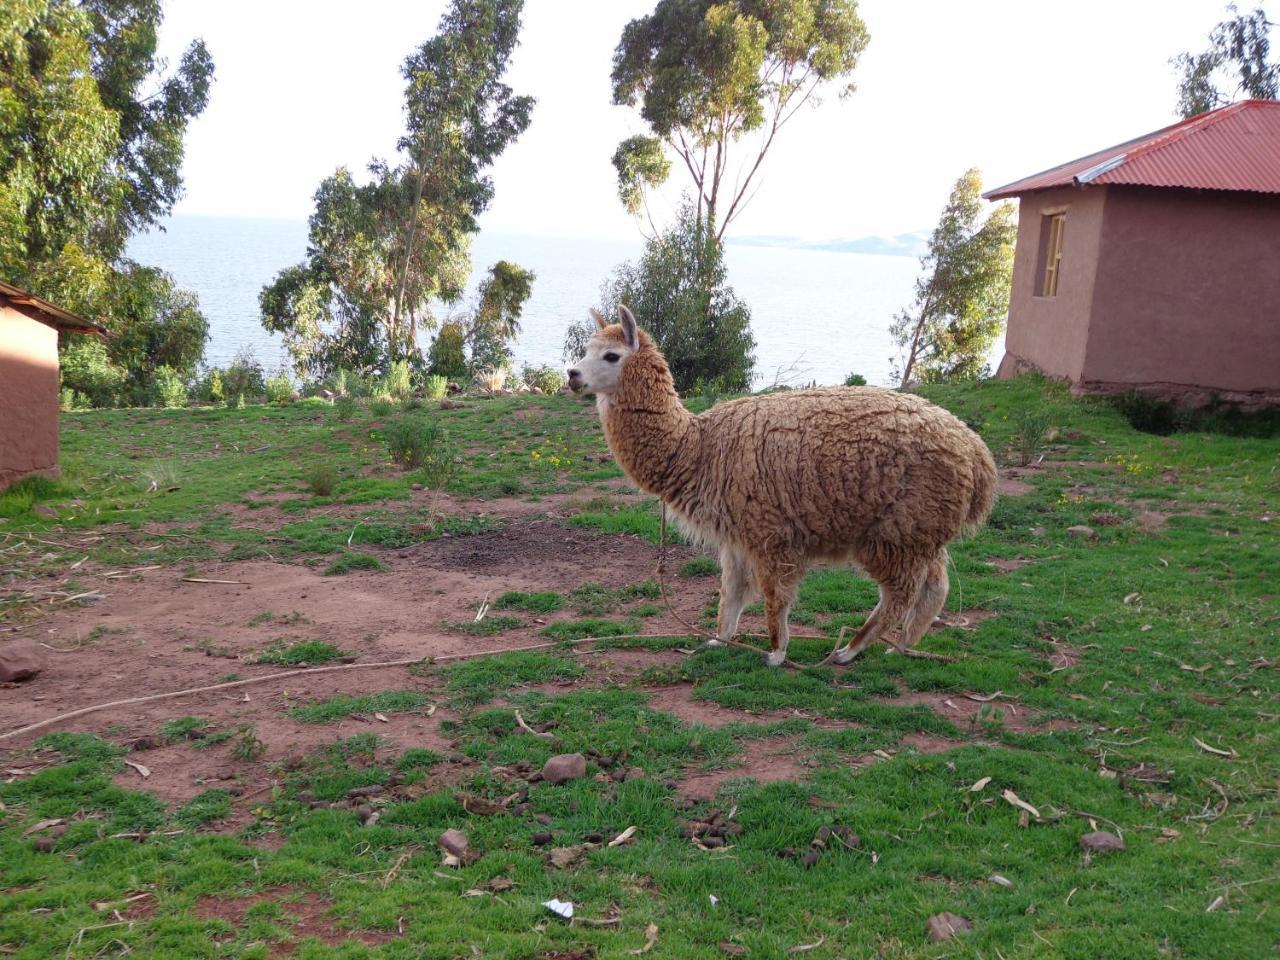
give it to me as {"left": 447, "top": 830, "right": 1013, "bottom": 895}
{"left": 618, "top": 305, "right": 639, "bottom": 350}
{"left": 589, "top": 308, "right": 607, "bottom": 331}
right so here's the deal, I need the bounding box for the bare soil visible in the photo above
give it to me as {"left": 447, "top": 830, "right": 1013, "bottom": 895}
{"left": 195, "top": 887, "right": 397, "bottom": 956}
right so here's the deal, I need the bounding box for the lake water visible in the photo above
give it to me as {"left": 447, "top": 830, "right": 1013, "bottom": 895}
{"left": 127, "top": 215, "right": 933, "bottom": 388}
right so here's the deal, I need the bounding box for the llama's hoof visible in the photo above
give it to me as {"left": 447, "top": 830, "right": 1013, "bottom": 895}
{"left": 830, "top": 645, "right": 861, "bottom": 666}
{"left": 763, "top": 649, "right": 787, "bottom": 668}
{"left": 704, "top": 638, "right": 726, "bottom": 649}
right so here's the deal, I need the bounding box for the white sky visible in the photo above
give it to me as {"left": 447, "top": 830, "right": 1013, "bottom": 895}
{"left": 158, "top": 0, "right": 1249, "bottom": 240}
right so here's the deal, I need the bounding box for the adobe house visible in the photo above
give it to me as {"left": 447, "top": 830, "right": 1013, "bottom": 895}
{"left": 0, "top": 280, "right": 106, "bottom": 491}
{"left": 985, "top": 99, "right": 1280, "bottom": 408}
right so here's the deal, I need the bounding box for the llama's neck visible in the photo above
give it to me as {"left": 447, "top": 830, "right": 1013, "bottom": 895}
{"left": 599, "top": 351, "right": 699, "bottom": 503}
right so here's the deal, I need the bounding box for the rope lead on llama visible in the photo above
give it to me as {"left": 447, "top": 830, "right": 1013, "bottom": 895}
{"left": 567, "top": 306, "right": 997, "bottom": 668}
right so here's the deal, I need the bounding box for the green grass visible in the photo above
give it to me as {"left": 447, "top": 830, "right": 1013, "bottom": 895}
{"left": 2, "top": 378, "right": 1277, "bottom": 958}
{"left": 255, "top": 640, "right": 350, "bottom": 665}
{"left": 321, "top": 551, "right": 385, "bottom": 575}
{"left": 445, "top": 614, "right": 524, "bottom": 636}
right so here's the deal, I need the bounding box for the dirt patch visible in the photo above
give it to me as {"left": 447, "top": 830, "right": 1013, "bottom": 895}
{"left": 1135, "top": 511, "right": 1171, "bottom": 531}
{"left": 678, "top": 735, "right": 810, "bottom": 800}
{"left": 196, "top": 887, "right": 396, "bottom": 955}
{"left": 985, "top": 556, "right": 1036, "bottom": 573}
{"left": 643, "top": 684, "right": 805, "bottom": 728}
{"left": 933, "top": 609, "right": 999, "bottom": 630}
{"left": 878, "top": 689, "right": 1076, "bottom": 734}
{"left": 996, "top": 476, "right": 1034, "bottom": 497}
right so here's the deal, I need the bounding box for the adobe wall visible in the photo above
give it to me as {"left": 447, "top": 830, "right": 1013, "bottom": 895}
{"left": 0, "top": 306, "right": 60, "bottom": 491}
{"left": 1084, "top": 187, "right": 1280, "bottom": 401}
{"left": 998, "top": 186, "right": 1107, "bottom": 382}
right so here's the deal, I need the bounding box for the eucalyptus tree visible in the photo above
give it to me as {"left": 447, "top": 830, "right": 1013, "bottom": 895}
{"left": 262, "top": 0, "right": 534, "bottom": 380}
{"left": 1174, "top": 5, "right": 1277, "bottom": 118}
{"left": 890, "top": 169, "right": 1016, "bottom": 387}
{"left": 610, "top": 0, "right": 868, "bottom": 241}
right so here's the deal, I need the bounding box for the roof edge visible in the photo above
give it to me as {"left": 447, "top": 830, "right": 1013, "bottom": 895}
{"left": 0, "top": 280, "right": 107, "bottom": 335}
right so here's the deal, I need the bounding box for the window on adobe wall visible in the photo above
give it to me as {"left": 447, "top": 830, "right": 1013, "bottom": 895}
{"left": 1035, "top": 212, "right": 1066, "bottom": 297}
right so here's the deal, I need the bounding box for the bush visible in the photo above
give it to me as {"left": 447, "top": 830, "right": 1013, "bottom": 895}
{"left": 1012, "top": 408, "right": 1050, "bottom": 465}
{"left": 475, "top": 366, "right": 510, "bottom": 394}
{"left": 152, "top": 365, "right": 188, "bottom": 408}
{"left": 384, "top": 417, "right": 446, "bottom": 471}
{"left": 333, "top": 396, "right": 358, "bottom": 421}
{"left": 266, "top": 371, "right": 294, "bottom": 404}
{"left": 423, "top": 374, "right": 448, "bottom": 401}
{"left": 304, "top": 463, "right": 338, "bottom": 496}
{"left": 59, "top": 337, "right": 127, "bottom": 408}
{"left": 521, "top": 364, "right": 566, "bottom": 394}
{"left": 381, "top": 359, "right": 413, "bottom": 401}
{"left": 579, "top": 199, "right": 755, "bottom": 393}
{"left": 427, "top": 322, "right": 468, "bottom": 380}
{"left": 369, "top": 397, "right": 396, "bottom": 417}
{"left": 222, "top": 347, "right": 267, "bottom": 403}
{"left": 844, "top": 373, "right": 867, "bottom": 387}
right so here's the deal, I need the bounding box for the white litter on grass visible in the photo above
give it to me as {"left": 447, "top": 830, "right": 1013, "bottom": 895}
{"left": 543, "top": 899, "right": 574, "bottom": 920}
{"left": 709, "top": 895, "right": 719, "bottom": 907}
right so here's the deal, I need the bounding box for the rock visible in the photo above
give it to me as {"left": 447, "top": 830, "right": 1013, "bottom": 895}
{"left": 439, "top": 828, "right": 469, "bottom": 859}
{"left": 32, "top": 837, "right": 55, "bottom": 853}
{"left": 542, "top": 752, "right": 587, "bottom": 785}
{"left": 532, "top": 832, "right": 554, "bottom": 846}
{"left": 1066, "top": 525, "right": 1097, "bottom": 539}
{"left": 0, "top": 644, "right": 45, "bottom": 683}
{"left": 625, "top": 766, "right": 647, "bottom": 781}
{"left": 1079, "top": 830, "right": 1126, "bottom": 853}
{"left": 547, "top": 845, "right": 586, "bottom": 869}
{"left": 347, "top": 784, "right": 385, "bottom": 798}
{"left": 801, "top": 849, "right": 820, "bottom": 868}
{"left": 926, "top": 913, "right": 973, "bottom": 942}
{"left": 583, "top": 832, "right": 603, "bottom": 845}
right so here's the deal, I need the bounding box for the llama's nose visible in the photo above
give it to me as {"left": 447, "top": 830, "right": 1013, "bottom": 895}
{"left": 567, "top": 368, "right": 583, "bottom": 388}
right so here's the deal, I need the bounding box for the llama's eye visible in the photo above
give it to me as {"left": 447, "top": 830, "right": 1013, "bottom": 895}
{"left": 603, "top": 352, "right": 620, "bottom": 363}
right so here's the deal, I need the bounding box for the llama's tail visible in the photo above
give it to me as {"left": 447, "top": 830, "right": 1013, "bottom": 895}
{"left": 963, "top": 437, "right": 998, "bottom": 534}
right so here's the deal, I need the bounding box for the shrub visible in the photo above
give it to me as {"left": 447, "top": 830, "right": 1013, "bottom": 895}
{"left": 304, "top": 463, "right": 338, "bottom": 497}
{"left": 59, "top": 337, "right": 127, "bottom": 408}
{"left": 222, "top": 347, "right": 267, "bottom": 403}
{"left": 333, "top": 396, "right": 357, "bottom": 421}
{"left": 1012, "top": 408, "right": 1050, "bottom": 465}
{"left": 521, "top": 364, "right": 566, "bottom": 394}
{"left": 200, "top": 368, "right": 225, "bottom": 404}
{"left": 323, "top": 552, "right": 385, "bottom": 575}
{"left": 475, "top": 366, "right": 510, "bottom": 394}
{"left": 266, "top": 371, "right": 294, "bottom": 404}
{"left": 369, "top": 397, "right": 396, "bottom": 417}
{"left": 381, "top": 359, "right": 413, "bottom": 401}
{"left": 427, "top": 321, "right": 468, "bottom": 380}
{"left": 152, "top": 365, "right": 188, "bottom": 408}
{"left": 844, "top": 373, "right": 867, "bottom": 387}
{"left": 385, "top": 417, "right": 447, "bottom": 471}
{"left": 423, "top": 374, "right": 448, "bottom": 401}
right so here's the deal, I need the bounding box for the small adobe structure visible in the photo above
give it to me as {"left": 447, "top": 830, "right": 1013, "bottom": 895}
{"left": 985, "top": 99, "right": 1280, "bottom": 408}
{"left": 0, "top": 280, "right": 106, "bottom": 490}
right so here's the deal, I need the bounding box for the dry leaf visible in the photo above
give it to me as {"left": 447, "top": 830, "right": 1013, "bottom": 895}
{"left": 629, "top": 923, "right": 659, "bottom": 955}
{"left": 124, "top": 760, "right": 150, "bottom": 779}
{"left": 374, "top": 713, "right": 390, "bottom": 723}
{"left": 968, "top": 776, "right": 992, "bottom": 792}
{"left": 965, "top": 690, "right": 1005, "bottom": 702}
{"left": 990, "top": 874, "right": 1014, "bottom": 888}
{"left": 1001, "top": 789, "right": 1041, "bottom": 820}
{"left": 1206, "top": 895, "right": 1226, "bottom": 913}
{"left": 608, "top": 826, "right": 638, "bottom": 848}
{"left": 1123, "top": 592, "right": 1141, "bottom": 604}
{"left": 1156, "top": 827, "right": 1182, "bottom": 843}
{"left": 1192, "top": 736, "right": 1237, "bottom": 758}
{"left": 547, "top": 845, "right": 586, "bottom": 869}
{"left": 22, "top": 818, "right": 65, "bottom": 837}
{"left": 787, "top": 937, "right": 825, "bottom": 954}
{"left": 1180, "top": 663, "right": 1212, "bottom": 674}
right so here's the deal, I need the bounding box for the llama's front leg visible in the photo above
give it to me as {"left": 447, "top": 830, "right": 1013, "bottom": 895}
{"left": 709, "top": 546, "right": 753, "bottom": 649}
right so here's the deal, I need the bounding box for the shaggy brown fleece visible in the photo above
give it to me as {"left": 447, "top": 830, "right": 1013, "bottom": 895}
{"left": 593, "top": 321, "right": 997, "bottom": 664}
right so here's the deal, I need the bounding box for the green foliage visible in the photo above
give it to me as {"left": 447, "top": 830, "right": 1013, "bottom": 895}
{"left": 890, "top": 168, "right": 1016, "bottom": 386}
{"left": 332, "top": 395, "right": 358, "bottom": 420}
{"left": 464, "top": 260, "right": 536, "bottom": 373}
{"left": 590, "top": 201, "right": 756, "bottom": 393}
{"left": 493, "top": 590, "right": 566, "bottom": 613}
{"left": 381, "top": 359, "right": 413, "bottom": 400}
{"left": 58, "top": 336, "right": 127, "bottom": 409}
{"left": 1013, "top": 407, "right": 1050, "bottom": 465}
{"left": 303, "top": 462, "right": 338, "bottom": 497}
{"left": 150, "top": 365, "right": 187, "bottom": 408}
{"left": 679, "top": 555, "right": 721, "bottom": 578}
{"left": 198, "top": 347, "right": 267, "bottom": 405}
{"left": 369, "top": 397, "right": 396, "bottom": 417}
{"left": 422, "top": 373, "right": 449, "bottom": 400}
{"left": 256, "top": 640, "right": 349, "bottom": 665}
{"left": 260, "top": 0, "right": 534, "bottom": 381}
{"left": 427, "top": 321, "right": 469, "bottom": 380}
{"left": 520, "top": 364, "right": 566, "bottom": 394}
{"left": 290, "top": 690, "right": 431, "bottom": 723}
{"left": 611, "top": 0, "right": 868, "bottom": 237}
{"left": 447, "top": 613, "right": 523, "bottom": 636}
{"left": 1173, "top": 5, "right": 1277, "bottom": 117}
{"left": 265, "top": 371, "right": 294, "bottom": 404}
{"left": 383, "top": 417, "right": 452, "bottom": 481}
{"left": 322, "top": 552, "right": 385, "bottom": 576}
{"left": 843, "top": 372, "right": 867, "bottom": 386}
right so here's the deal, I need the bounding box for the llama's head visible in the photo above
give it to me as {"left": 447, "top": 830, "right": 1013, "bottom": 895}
{"left": 566, "top": 305, "right": 641, "bottom": 397}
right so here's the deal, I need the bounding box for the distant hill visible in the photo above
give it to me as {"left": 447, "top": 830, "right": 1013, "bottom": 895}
{"left": 727, "top": 231, "right": 928, "bottom": 258}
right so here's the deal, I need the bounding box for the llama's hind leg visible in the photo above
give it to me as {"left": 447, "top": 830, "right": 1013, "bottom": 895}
{"left": 754, "top": 556, "right": 804, "bottom": 667}
{"left": 830, "top": 567, "right": 922, "bottom": 665}
{"left": 894, "top": 551, "right": 949, "bottom": 653}
{"left": 709, "top": 546, "right": 753, "bottom": 649}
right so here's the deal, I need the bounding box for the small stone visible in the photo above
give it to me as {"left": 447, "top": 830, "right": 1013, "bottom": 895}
{"left": 347, "top": 784, "right": 385, "bottom": 798}
{"left": 439, "top": 828, "right": 469, "bottom": 859}
{"left": 130, "top": 737, "right": 158, "bottom": 752}
{"left": 1066, "top": 525, "right": 1097, "bottom": 539}
{"left": 535, "top": 813, "right": 552, "bottom": 826}
{"left": 801, "top": 849, "right": 820, "bottom": 868}
{"left": 48, "top": 824, "right": 67, "bottom": 838}
{"left": 32, "top": 837, "right": 55, "bottom": 852}
{"left": 724, "top": 821, "right": 744, "bottom": 837}
{"left": 0, "top": 644, "right": 45, "bottom": 683}
{"left": 701, "top": 836, "right": 725, "bottom": 849}
{"left": 926, "top": 913, "right": 973, "bottom": 942}
{"left": 355, "top": 804, "right": 373, "bottom": 820}
{"left": 778, "top": 847, "right": 796, "bottom": 860}
{"left": 831, "top": 825, "right": 860, "bottom": 847}
{"left": 625, "top": 766, "right": 647, "bottom": 781}
{"left": 532, "top": 832, "right": 553, "bottom": 847}
{"left": 512, "top": 803, "right": 531, "bottom": 816}
{"left": 541, "top": 753, "right": 587, "bottom": 785}
{"left": 1079, "top": 830, "right": 1126, "bottom": 853}
{"left": 583, "top": 831, "right": 603, "bottom": 844}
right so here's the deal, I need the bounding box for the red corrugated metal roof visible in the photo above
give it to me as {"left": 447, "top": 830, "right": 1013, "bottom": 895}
{"left": 984, "top": 100, "right": 1280, "bottom": 199}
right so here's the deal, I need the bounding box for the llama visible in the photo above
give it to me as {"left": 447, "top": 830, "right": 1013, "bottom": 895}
{"left": 567, "top": 306, "right": 997, "bottom": 667}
